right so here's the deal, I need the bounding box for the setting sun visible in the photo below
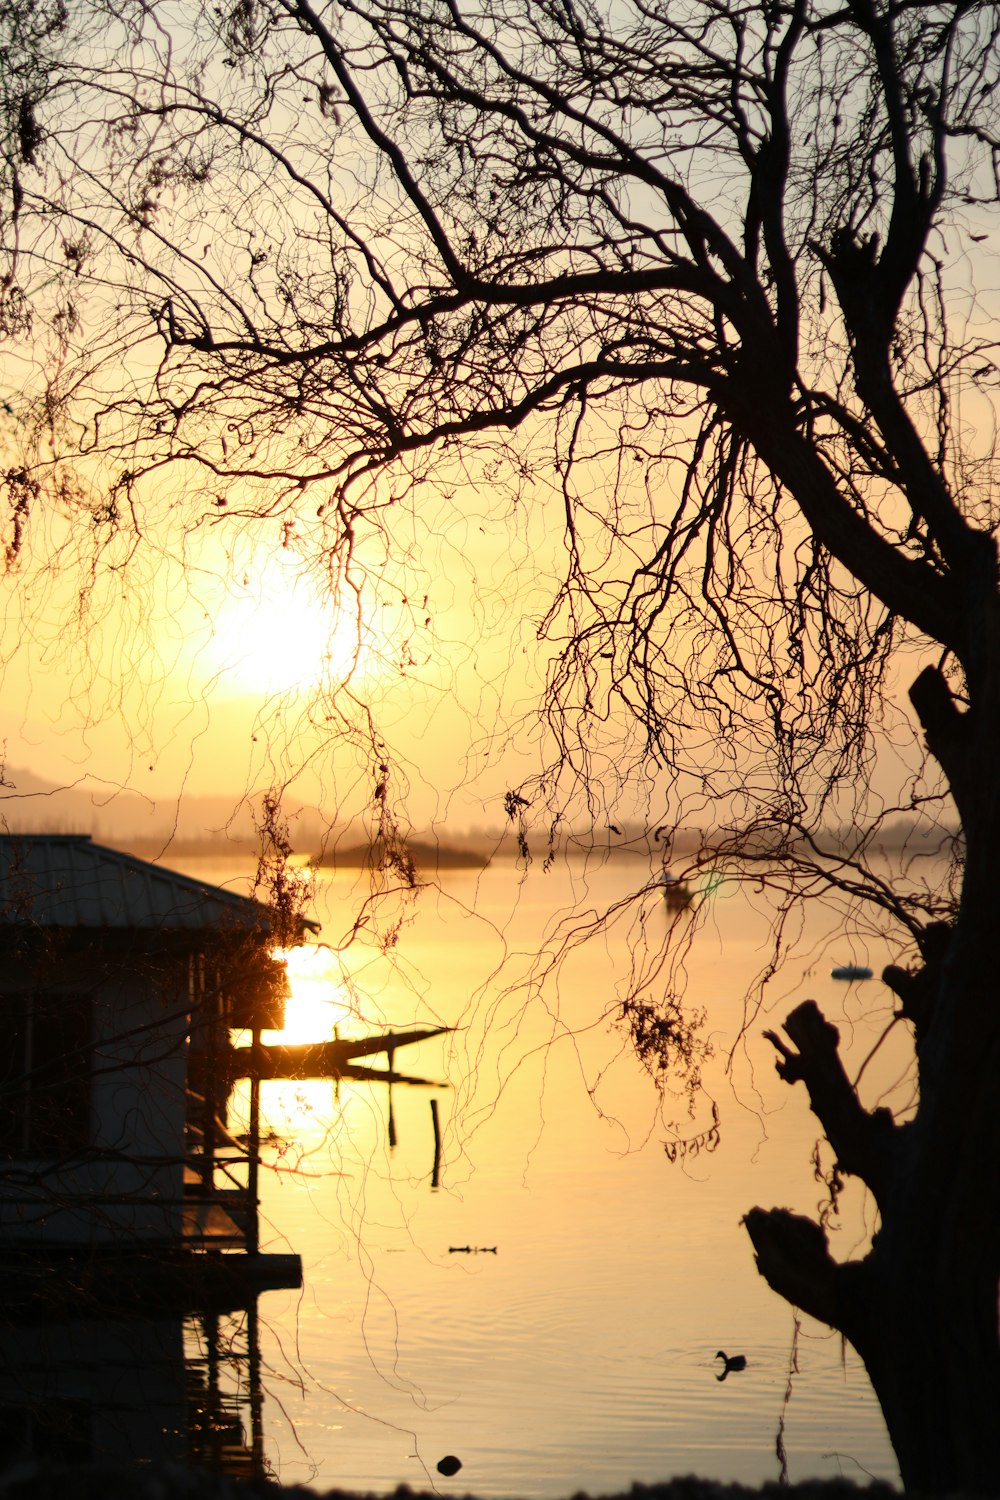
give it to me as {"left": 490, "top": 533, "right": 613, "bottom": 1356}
{"left": 198, "top": 554, "right": 364, "bottom": 696}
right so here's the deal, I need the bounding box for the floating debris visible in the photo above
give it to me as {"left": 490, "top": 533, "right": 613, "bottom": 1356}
{"left": 831, "top": 964, "right": 874, "bottom": 980}
{"left": 449, "top": 1245, "right": 497, "bottom": 1254}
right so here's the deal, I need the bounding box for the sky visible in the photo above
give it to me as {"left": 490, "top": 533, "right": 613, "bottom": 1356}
{"left": 0, "top": 454, "right": 941, "bottom": 855}
{"left": 0, "top": 480, "right": 560, "bottom": 836}
{"left": 0, "top": 0, "right": 976, "bottom": 858}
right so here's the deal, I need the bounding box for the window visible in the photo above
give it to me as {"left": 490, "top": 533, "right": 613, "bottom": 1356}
{"left": 0, "top": 993, "right": 91, "bottom": 1154}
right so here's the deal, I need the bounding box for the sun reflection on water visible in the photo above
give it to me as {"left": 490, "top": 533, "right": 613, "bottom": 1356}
{"left": 227, "top": 944, "right": 364, "bottom": 1136}
{"left": 265, "top": 943, "right": 356, "bottom": 1045}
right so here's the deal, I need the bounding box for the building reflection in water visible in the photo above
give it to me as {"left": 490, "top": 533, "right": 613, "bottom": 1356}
{"left": 0, "top": 837, "right": 447, "bottom": 1481}
{"left": 187, "top": 1308, "right": 265, "bottom": 1478}
{"left": 0, "top": 1302, "right": 266, "bottom": 1477}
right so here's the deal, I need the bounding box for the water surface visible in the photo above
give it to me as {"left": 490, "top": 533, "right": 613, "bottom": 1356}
{"left": 194, "top": 852, "right": 902, "bottom": 1496}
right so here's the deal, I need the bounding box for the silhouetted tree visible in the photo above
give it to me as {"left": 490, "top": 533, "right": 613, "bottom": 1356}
{"left": 4, "top": 1, "right": 1000, "bottom": 1488}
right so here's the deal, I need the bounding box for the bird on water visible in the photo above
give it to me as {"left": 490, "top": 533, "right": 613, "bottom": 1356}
{"left": 715, "top": 1351, "right": 747, "bottom": 1381}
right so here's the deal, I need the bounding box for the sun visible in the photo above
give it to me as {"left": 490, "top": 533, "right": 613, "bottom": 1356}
{"left": 198, "top": 552, "right": 363, "bottom": 696}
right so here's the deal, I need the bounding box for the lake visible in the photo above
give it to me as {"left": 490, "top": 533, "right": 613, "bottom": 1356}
{"left": 194, "top": 848, "right": 903, "bottom": 1497}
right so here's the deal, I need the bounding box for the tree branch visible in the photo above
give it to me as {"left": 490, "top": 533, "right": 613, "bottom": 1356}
{"left": 763, "top": 999, "right": 897, "bottom": 1207}
{"left": 728, "top": 399, "right": 959, "bottom": 653}
{"left": 282, "top": 0, "right": 473, "bottom": 290}
{"left": 743, "top": 1206, "right": 844, "bottom": 1330}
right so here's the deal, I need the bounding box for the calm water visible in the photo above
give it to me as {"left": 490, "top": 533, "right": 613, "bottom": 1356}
{"left": 192, "top": 852, "right": 902, "bottom": 1496}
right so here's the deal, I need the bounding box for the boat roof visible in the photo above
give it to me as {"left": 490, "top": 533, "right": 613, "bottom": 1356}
{"left": 0, "top": 834, "right": 318, "bottom": 937}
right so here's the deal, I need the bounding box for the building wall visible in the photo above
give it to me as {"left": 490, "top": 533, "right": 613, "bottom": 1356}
{"left": 0, "top": 949, "right": 191, "bottom": 1247}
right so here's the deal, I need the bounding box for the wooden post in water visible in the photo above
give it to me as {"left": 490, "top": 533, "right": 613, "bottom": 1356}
{"left": 430, "top": 1097, "right": 442, "bottom": 1189}
{"left": 247, "top": 1025, "right": 261, "bottom": 1255}
{"left": 248, "top": 1297, "right": 264, "bottom": 1477}
{"left": 386, "top": 1046, "right": 397, "bottom": 1149}
{"left": 201, "top": 954, "right": 216, "bottom": 1196}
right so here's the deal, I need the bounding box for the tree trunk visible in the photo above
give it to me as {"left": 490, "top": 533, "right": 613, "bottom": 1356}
{"left": 852, "top": 1153, "right": 1000, "bottom": 1490}
{"left": 746, "top": 893, "right": 1000, "bottom": 1494}
{"left": 745, "top": 646, "right": 1000, "bottom": 1493}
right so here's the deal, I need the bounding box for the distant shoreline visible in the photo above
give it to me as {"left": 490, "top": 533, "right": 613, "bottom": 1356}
{"left": 0, "top": 813, "right": 960, "bottom": 870}
{"left": 0, "top": 1463, "right": 900, "bottom": 1499}
{"left": 105, "top": 820, "right": 961, "bottom": 866}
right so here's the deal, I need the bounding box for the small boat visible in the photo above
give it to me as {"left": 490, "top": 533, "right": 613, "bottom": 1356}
{"left": 660, "top": 871, "right": 693, "bottom": 910}
{"left": 831, "top": 963, "right": 874, "bottom": 981}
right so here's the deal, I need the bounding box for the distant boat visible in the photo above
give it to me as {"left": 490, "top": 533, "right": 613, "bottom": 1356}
{"left": 660, "top": 871, "right": 693, "bottom": 910}
{"left": 831, "top": 963, "right": 874, "bottom": 980}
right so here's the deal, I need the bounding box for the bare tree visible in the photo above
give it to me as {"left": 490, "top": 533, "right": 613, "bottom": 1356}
{"left": 4, "top": 0, "right": 1000, "bottom": 1488}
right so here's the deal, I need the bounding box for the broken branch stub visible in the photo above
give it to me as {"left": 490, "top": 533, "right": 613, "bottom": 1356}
{"left": 764, "top": 1000, "right": 897, "bottom": 1207}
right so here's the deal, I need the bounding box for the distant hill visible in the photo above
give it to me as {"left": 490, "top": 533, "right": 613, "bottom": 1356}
{"left": 313, "top": 837, "right": 491, "bottom": 873}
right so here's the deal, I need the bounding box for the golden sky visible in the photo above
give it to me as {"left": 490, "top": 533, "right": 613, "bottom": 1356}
{"left": 0, "top": 481, "right": 555, "bottom": 833}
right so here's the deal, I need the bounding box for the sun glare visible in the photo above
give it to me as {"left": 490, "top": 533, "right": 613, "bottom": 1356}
{"left": 200, "top": 555, "right": 363, "bottom": 696}
{"left": 266, "top": 944, "right": 356, "bottom": 1045}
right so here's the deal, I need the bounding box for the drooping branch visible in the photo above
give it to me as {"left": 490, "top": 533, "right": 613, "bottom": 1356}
{"left": 763, "top": 1000, "right": 898, "bottom": 1208}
